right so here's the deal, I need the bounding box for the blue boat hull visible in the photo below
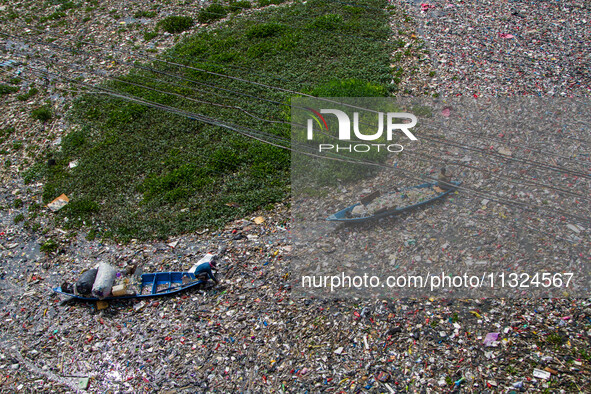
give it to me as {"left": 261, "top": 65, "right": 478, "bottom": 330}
{"left": 326, "top": 181, "right": 461, "bottom": 223}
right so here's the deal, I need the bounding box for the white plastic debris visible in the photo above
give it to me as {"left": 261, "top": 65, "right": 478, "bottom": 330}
{"left": 91, "top": 262, "right": 117, "bottom": 299}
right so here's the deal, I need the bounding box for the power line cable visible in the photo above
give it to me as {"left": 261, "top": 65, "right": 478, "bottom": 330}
{"left": 24, "top": 63, "right": 591, "bottom": 228}
{"left": 7, "top": 29, "right": 591, "bottom": 226}
{"left": 10, "top": 26, "right": 589, "bottom": 179}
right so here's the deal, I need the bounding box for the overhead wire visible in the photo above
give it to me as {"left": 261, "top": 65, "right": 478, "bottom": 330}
{"left": 7, "top": 25, "right": 590, "bottom": 181}
{"left": 13, "top": 58, "right": 591, "bottom": 246}
{"left": 20, "top": 63, "right": 297, "bottom": 174}
{"left": 417, "top": 132, "right": 591, "bottom": 179}
{"left": 392, "top": 145, "right": 591, "bottom": 202}
{"left": 5, "top": 16, "right": 398, "bottom": 113}
{"left": 412, "top": 100, "right": 590, "bottom": 164}
{"left": 11, "top": 30, "right": 588, "bottom": 209}
{"left": 21, "top": 66, "right": 294, "bottom": 150}
{"left": 22, "top": 62, "right": 591, "bottom": 229}
{"left": 3, "top": 22, "right": 591, "bottom": 226}
{"left": 0, "top": 27, "right": 586, "bottom": 192}
{"left": 0, "top": 29, "right": 291, "bottom": 117}
{"left": 1, "top": 5, "right": 586, "bottom": 258}
{"left": 10, "top": 23, "right": 590, "bottom": 178}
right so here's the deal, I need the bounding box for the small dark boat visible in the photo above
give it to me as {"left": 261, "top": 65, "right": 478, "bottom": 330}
{"left": 326, "top": 181, "right": 461, "bottom": 223}
{"left": 53, "top": 272, "right": 206, "bottom": 301}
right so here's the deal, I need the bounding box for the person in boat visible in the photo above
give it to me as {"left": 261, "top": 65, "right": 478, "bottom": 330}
{"left": 437, "top": 167, "right": 454, "bottom": 191}
{"left": 193, "top": 258, "right": 219, "bottom": 285}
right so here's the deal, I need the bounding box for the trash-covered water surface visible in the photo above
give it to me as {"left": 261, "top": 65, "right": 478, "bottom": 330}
{"left": 292, "top": 97, "right": 590, "bottom": 299}
{"left": 399, "top": 0, "right": 591, "bottom": 97}
{"left": 1, "top": 0, "right": 591, "bottom": 392}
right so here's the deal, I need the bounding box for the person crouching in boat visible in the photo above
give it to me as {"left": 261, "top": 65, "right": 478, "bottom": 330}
{"left": 194, "top": 258, "right": 219, "bottom": 285}
{"left": 437, "top": 167, "right": 455, "bottom": 191}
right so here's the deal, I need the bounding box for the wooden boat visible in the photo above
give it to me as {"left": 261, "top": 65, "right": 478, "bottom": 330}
{"left": 326, "top": 181, "right": 461, "bottom": 223}
{"left": 53, "top": 271, "right": 206, "bottom": 301}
